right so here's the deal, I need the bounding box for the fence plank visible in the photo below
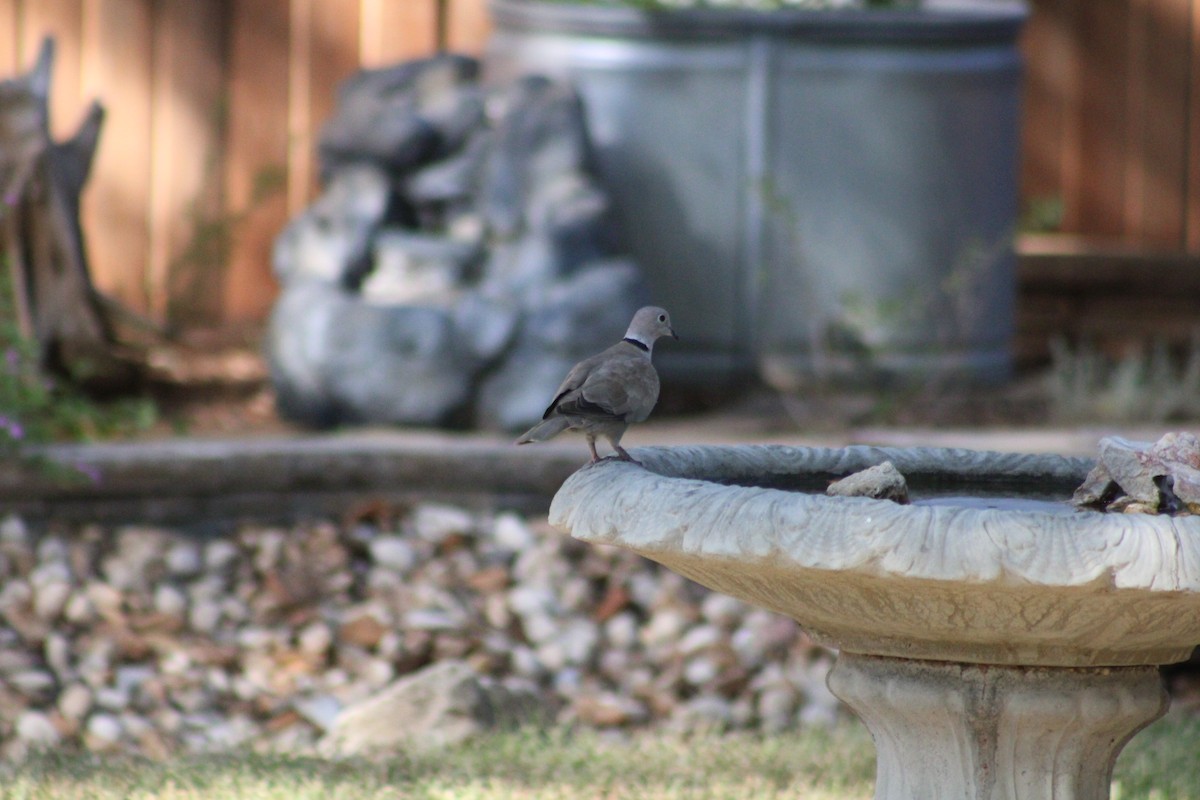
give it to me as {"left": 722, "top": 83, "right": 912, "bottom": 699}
{"left": 1189, "top": 0, "right": 1200, "bottom": 250}
{"left": 78, "top": 0, "right": 153, "bottom": 313}
{"left": 21, "top": 0, "right": 82, "bottom": 140}
{"left": 0, "top": 0, "right": 20, "bottom": 74}
{"left": 1070, "top": 0, "right": 1130, "bottom": 238}
{"left": 223, "top": 0, "right": 290, "bottom": 322}
{"left": 297, "top": 0, "right": 361, "bottom": 203}
{"left": 1125, "top": 0, "right": 1190, "bottom": 248}
{"left": 1020, "top": 0, "right": 1072, "bottom": 215}
{"left": 151, "top": 0, "right": 227, "bottom": 326}
{"left": 360, "top": 0, "right": 440, "bottom": 65}
{"left": 446, "top": 0, "right": 491, "bottom": 53}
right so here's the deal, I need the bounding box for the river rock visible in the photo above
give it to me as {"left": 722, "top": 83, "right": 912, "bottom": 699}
{"left": 318, "top": 660, "right": 545, "bottom": 758}
{"left": 826, "top": 460, "right": 910, "bottom": 503}
{"left": 1073, "top": 433, "right": 1200, "bottom": 513}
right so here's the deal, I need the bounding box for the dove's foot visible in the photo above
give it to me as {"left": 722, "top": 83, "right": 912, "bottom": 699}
{"left": 612, "top": 446, "right": 641, "bottom": 466}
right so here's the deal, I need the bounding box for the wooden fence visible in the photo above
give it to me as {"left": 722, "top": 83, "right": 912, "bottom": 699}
{"left": 1, "top": 0, "right": 1198, "bottom": 328}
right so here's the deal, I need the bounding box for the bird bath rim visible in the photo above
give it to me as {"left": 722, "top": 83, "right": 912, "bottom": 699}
{"left": 548, "top": 443, "right": 1200, "bottom": 668}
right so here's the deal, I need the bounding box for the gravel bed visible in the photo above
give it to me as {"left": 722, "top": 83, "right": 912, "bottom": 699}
{"left": 0, "top": 504, "right": 837, "bottom": 760}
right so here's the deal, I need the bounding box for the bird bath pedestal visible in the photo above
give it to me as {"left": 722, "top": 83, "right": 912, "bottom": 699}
{"left": 548, "top": 445, "right": 1200, "bottom": 800}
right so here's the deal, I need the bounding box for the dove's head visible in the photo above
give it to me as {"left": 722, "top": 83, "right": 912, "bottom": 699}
{"left": 626, "top": 306, "right": 678, "bottom": 350}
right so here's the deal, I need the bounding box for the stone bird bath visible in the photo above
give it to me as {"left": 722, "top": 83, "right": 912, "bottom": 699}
{"left": 548, "top": 445, "right": 1200, "bottom": 800}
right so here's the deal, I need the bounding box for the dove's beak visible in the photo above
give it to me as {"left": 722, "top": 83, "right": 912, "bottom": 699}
{"left": 670, "top": 328, "right": 679, "bottom": 341}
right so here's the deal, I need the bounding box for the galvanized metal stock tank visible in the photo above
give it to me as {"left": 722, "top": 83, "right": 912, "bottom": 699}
{"left": 485, "top": 0, "right": 1027, "bottom": 388}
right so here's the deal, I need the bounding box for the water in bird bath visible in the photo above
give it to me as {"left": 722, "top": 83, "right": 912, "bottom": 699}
{"left": 708, "top": 470, "right": 1093, "bottom": 514}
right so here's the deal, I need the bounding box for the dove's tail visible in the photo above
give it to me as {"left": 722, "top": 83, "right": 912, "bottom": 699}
{"left": 515, "top": 416, "right": 571, "bottom": 445}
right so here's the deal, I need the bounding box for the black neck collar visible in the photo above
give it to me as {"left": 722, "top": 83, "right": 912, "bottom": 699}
{"left": 623, "top": 337, "right": 649, "bottom": 352}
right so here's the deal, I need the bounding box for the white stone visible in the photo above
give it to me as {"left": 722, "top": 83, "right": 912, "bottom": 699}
{"left": 219, "top": 597, "right": 249, "bottom": 624}
{"left": 683, "top": 655, "right": 719, "bottom": 686}
{"left": 187, "top": 574, "right": 226, "bottom": 602}
{"left": 159, "top": 649, "right": 191, "bottom": 676}
{"left": 153, "top": 584, "right": 188, "bottom": 618}
{"left": 77, "top": 640, "right": 115, "bottom": 688}
{"left": 677, "top": 624, "right": 722, "bottom": 656}
{"left": 29, "top": 560, "right": 71, "bottom": 588}
{"left": 293, "top": 694, "right": 341, "bottom": 731}
{"left": 204, "top": 540, "right": 239, "bottom": 572}
{"left": 604, "top": 612, "right": 639, "bottom": 650}
{"left": 701, "top": 593, "right": 746, "bottom": 629}
{"left": 85, "top": 713, "right": 124, "bottom": 748}
{"left": 521, "top": 612, "right": 558, "bottom": 645}
{"left": 63, "top": 592, "right": 96, "bottom": 624}
{"left": 202, "top": 714, "right": 257, "bottom": 750}
{"left": 43, "top": 632, "right": 72, "bottom": 677}
{"left": 403, "top": 608, "right": 460, "bottom": 630}
{"left": 9, "top": 668, "right": 55, "bottom": 698}
{"left": 361, "top": 658, "right": 395, "bottom": 689}
{"left": 115, "top": 665, "right": 156, "bottom": 697}
{"left": 640, "top": 608, "right": 689, "bottom": 649}
{"left": 558, "top": 619, "right": 599, "bottom": 665}
{"left": 757, "top": 685, "right": 798, "bottom": 732}
{"left": 35, "top": 537, "right": 68, "bottom": 564}
{"left": 492, "top": 511, "right": 536, "bottom": 551}
{"left": 165, "top": 541, "right": 204, "bottom": 577}
{"left": 510, "top": 645, "right": 544, "bottom": 679}
{"left": 0, "top": 514, "right": 28, "bottom": 543}
{"left": 0, "top": 579, "right": 31, "bottom": 613}
{"left": 94, "top": 686, "right": 131, "bottom": 711}
{"left": 507, "top": 585, "right": 557, "bottom": 618}
{"left": 58, "top": 683, "right": 93, "bottom": 720}
{"left": 16, "top": 710, "right": 60, "bottom": 746}
{"left": 298, "top": 622, "right": 334, "bottom": 657}
{"left": 368, "top": 536, "right": 417, "bottom": 573}
{"left": 670, "top": 694, "right": 733, "bottom": 730}
{"left": 84, "top": 582, "right": 123, "bottom": 623}
{"left": 189, "top": 600, "right": 222, "bottom": 633}
{"left": 413, "top": 504, "right": 475, "bottom": 543}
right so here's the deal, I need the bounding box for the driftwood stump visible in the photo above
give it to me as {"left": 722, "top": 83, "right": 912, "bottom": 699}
{"left": 0, "top": 38, "right": 137, "bottom": 389}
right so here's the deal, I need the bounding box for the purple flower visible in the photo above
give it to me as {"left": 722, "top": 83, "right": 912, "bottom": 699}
{"left": 0, "top": 415, "right": 19, "bottom": 441}
{"left": 74, "top": 461, "right": 102, "bottom": 485}
{"left": 3, "top": 348, "right": 18, "bottom": 372}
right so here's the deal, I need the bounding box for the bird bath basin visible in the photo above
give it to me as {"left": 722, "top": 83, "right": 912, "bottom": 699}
{"left": 549, "top": 445, "right": 1200, "bottom": 800}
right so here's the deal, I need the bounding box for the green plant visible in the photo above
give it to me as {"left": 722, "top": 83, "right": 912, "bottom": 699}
{"left": 0, "top": 268, "right": 157, "bottom": 479}
{"left": 1046, "top": 335, "right": 1200, "bottom": 423}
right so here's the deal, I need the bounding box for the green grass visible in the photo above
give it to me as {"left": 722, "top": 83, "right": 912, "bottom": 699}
{"left": 1, "top": 713, "right": 1198, "bottom": 799}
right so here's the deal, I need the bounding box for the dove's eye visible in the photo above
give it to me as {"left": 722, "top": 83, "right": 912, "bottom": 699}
{"left": 658, "top": 314, "right": 666, "bottom": 323}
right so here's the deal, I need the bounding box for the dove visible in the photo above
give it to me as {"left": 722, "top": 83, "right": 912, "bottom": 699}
{"left": 515, "top": 306, "right": 677, "bottom": 463}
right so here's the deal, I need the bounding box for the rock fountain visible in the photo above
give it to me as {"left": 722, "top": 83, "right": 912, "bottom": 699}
{"left": 549, "top": 444, "right": 1200, "bottom": 800}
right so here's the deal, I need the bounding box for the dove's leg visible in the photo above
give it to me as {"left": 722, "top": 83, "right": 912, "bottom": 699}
{"left": 586, "top": 434, "right": 601, "bottom": 463}
{"left": 613, "top": 445, "right": 637, "bottom": 462}
{"left": 608, "top": 431, "right": 640, "bottom": 464}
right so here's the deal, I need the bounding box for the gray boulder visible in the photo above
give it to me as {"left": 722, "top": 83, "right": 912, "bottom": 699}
{"left": 269, "top": 60, "right": 648, "bottom": 430}
{"left": 319, "top": 54, "right": 481, "bottom": 174}
{"left": 273, "top": 165, "right": 391, "bottom": 285}
{"left": 267, "top": 283, "right": 483, "bottom": 427}
{"left": 477, "top": 76, "right": 590, "bottom": 238}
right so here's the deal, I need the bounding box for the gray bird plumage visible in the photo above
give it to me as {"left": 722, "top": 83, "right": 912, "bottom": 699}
{"left": 515, "top": 306, "right": 677, "bottom": 463}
